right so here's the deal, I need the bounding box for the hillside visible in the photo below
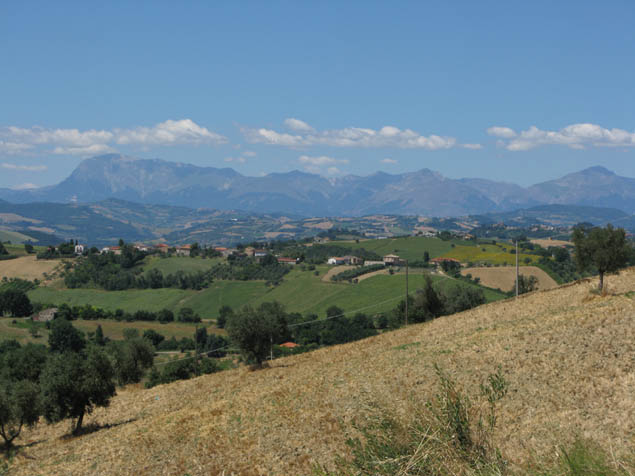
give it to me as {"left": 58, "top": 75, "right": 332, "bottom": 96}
{"left": 7, "top": 269, "right": 635, "bottom": 475}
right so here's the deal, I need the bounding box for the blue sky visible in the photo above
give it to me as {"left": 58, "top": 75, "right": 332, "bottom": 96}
{"left": 1, "top": 1, "right": 635, "bottom": 190}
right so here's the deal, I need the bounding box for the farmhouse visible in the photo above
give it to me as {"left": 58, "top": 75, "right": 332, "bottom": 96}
{"left": 429, "top": 257, "right": 461, "bottom": 268}
{"left": 32, "top": 307, "right": 57, "bottom": 322}
{"left": 101, "top": 246, "right": 122, "bottom": 255}
{"left": 254, "top": 249, "right": 268, "bottom": 258}
{"left": 175, "top": 244, "right": 191, "bottom": 257}
{"left": 155, "top": 243, "right": 170, "bottom": 254}
{"left": 134, "top": 244, "right": 150, "bottom": 252}
{"left": 327, "top": 257, "right": 348, "bottom": 265}
{"left": 342, "top": 255, "right": 363, "bottom": 265}
{"left": 383, "top": 254, "right": 402, "bottom": 265}
{"left": 74, "top": 244, "right": 85, "bottom": 255}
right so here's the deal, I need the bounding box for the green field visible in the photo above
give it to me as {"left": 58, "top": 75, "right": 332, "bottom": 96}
{"left": 141, "top": 255, "right": 222, "bottom": 274}
{"left": 342, "top": 236, "right": 467, "bottom": 261}
{"left": 0, "top": 230, "right": 36, "bottom": 245}
{"left": 28, "top": 266, "right": 507, "bottom": 320}
{"left": 440, "top": 242, "right": 539, "bottom": 265}
{"left": 0, "top": 316, "right": 222, "bottom": 345}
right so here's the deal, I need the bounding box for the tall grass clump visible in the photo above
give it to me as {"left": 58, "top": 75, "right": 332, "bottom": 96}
{"left": 316, "top": 365, "right": 510, "bottom": 476}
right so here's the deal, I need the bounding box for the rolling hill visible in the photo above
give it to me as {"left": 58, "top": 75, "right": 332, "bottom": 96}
{"left": 7, "top": 268, "right": 635, "bottom": 475}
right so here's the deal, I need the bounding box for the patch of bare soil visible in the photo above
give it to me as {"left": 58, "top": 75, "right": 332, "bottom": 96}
{"left": 461, "top": 265, "right": 557, "bottom": 292}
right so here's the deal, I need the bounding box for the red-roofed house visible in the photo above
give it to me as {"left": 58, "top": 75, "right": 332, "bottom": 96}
{"left": 279, "top": 342, "right": 299, "bottom": 348}
{"left": 277, "top": 257, "right": 299, "bottom": 265}
{"left": 155, "top": 243, "right": 170, "bottom": 254}
{"left": 176, "top": 244, "right": 192, "bottom": 257}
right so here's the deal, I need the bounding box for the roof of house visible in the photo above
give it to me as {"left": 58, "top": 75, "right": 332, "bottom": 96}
{"left": 156, "top": 243, "right": 169, "bottom": 248}
{"left": 277, "top": 257, "right": 297, "bottom": 262}
{"left": 214, "top": 247, "right": 228, "bottom": 251}
{"left": 279, "top": 342, "right": 299, "bottom": 348}
{"left": 177, "top": 245, "right": 191, "bottom": 249}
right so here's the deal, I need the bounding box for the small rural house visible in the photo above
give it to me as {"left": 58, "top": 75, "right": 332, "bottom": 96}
{"left": 175, "top": 244, "right": 191, "bottom": 257}
{"left": 134, "top": 243, "right": 150, "bottom": 252}
{"left": 342, "top": 255, "right": 363, "bottom": 265}
{"left": 101, "top": 246, "right": 122, "bottom": 255}
{"left": 74, "top": 244, "right": 85, "bottom": 255}
{"left": 429, "top": 257, "right": 461, "bottom": 268}
{"left": 32, "top": 307, "right": 57, "bottom": 322}
{"left": 155, "top": 243, "right": 170, "bottom": 254}
{"left": 254, "top": 249, "right": 268, "bottom": 258}
{"left": 327, "top": 257, "right": 347, "bottom": 265}
{"left": 383, "top": 254, "right": 402, "bottom": 265}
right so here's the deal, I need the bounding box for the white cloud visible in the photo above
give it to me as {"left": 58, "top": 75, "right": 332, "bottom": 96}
{"left": 115, "top": 119, "right": 226, "bottom": 146}
{"left": 284, "top": 118, "right": 315, "bottom": 132}
{"left": 0, "top": 119, "right": 226, "bottom": 157}
{"left": 244, "top": 121, "right": 459, "bottom": 150}
{"left": 461, "top": 143, "right": 483, "bottom": 150}
{"left": 1, "top": 162, "right": 47, "bottom": 172}
{"left": 297, "top": 155, "right": 348, "bottom": 176}
{"left": 12, "top": 182, "right": 40, "bottom": 190}
{"left": 52, "top": 144, "right": 116, "bottom": 156}
{"left": 487, "top": 126, "right": 517, "bottom": 139}
{"left": 381, "top": 158, "right": 397, "bottom": 164}
{"left": 224, "top": 156, "right": 247, "bottom": 163}
{"left": 298, "top": 155, "right": 348, "bottom": 166}
{"left": 491, "top": 123, "right": 635, "bottom": 151}
{"left": 0, "top": 141, "right": 34, "bottom": 155}
{"left": 243, "top": 150, "right": 257, "bottom": 157}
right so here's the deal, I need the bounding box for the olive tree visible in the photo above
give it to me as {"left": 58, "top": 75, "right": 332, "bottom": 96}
{"left": 572, "top": 224, "right": 630, "bottom": 290}
{"left": 0, "top": 380, "right": 40, "bottom": 451}
{"left": 40, "top": 347, "right": 116, "bottom": 434}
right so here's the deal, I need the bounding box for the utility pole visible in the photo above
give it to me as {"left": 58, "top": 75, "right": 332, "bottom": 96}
{"left": 405, "top": 259, "right": 409, "bottom": 326}
{"left": 270, "top": 334, "right": 273, "bottom": 362}
{"left": 515, "top": 239, "right": 519, "bottom": 298}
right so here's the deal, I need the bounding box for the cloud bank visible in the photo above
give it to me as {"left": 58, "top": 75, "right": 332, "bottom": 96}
{"left": 0, "top": 119, "right": 227, "bottom": 157}
{"left": 488, "top": 123, "right": 635, "bottom": 151}
{"left": 244, "top": 119, "right": 463, "bottom": 150}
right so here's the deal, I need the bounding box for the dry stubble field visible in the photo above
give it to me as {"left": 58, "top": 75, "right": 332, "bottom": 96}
{"left": 7, "top": 269, "right": 635, "bottom": 475}
{"left": 0, "top": 255, "right": 62, "bottom": 281}
{"left": 461, "top": 265, "right": 558, "bottom": 292}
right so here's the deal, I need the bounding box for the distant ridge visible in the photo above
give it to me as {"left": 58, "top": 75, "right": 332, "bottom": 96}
{"left": 0, "top": 154, "right": 633, "bottom": 216}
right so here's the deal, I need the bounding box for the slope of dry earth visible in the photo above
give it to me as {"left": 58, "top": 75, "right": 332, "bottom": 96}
{"left": 7, "top": 269, "right": 635, "bottom": 475}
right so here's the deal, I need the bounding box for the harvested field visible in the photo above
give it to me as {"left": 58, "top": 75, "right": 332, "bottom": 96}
{"left": 530, "top": 238, "right": 572, "bottom": 248}
{"left": 7, "top": 269, "right": 635, "bottom": 475}
{"left": 0, "top": 255, "right": 62, "bottom": 281}
{"left": 461, "top": 265, "right": 558, "bottom": 292}
{"left": 355, "top": 268, "right": 389, "bottom": 281}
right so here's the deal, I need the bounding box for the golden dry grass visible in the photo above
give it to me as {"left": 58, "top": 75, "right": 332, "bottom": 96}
{"left": 461, "top": 265, "right": 558, "bottom": 292}
{"left": 320, "top": 265, "right": 355, "bottom": 282}
{"left": 6, "top": 269, "right": 635, "bottom": 475}
{"left": 0, "top": 256, "right": 62, "bottom": 281}
{"left": 530, "top": 238, "right": 572, "bottom": 248}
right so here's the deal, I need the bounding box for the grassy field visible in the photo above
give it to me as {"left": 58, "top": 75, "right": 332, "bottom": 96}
{"left": 342, "top": 236, "right": 466, "bottom": 261}
{"left": 0, "top": 316, "right": 224, "bottom": 346}
{"left": 27, "top": 266, "right": 507, "bottom": 319}
{"left": 8, "top": 269, "right": 634, "bottom": 476}
{"left": 140, "top": 255, "right": 222, "bottom": 274}
{"left": 440, "top": 242, "right": 540, "bottom": 265}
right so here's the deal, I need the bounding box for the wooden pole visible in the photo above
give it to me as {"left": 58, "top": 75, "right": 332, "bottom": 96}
{"left": 515, "top": 240, "right": 519, "bottom": 297}
{"left": 405, "top": 259, "right": 409, "bottom": 326}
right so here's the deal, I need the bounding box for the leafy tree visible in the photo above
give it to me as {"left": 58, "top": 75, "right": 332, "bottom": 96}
{"left": 423, "top": 251, "right": 430, "bottom": 263}
{"left": 40, "top": 348, "right": 116, "bottom": 434}
{"left": 217, "top": 305, "right": 234, "bottom": 329}
{"left": 157, "top": 309, "right": 174, "bottom": 323}
{"left": 226, "top": 303, "right": 289, "bottom": 366}
{"left": 107, "top": 338, "right": 154, "bottom": 385}
{"left": 94, "top": 325, "right": 106, "bottom": 346}
{"left": 0, "top": 243, "right": 7, "bottom": 256}
{"left": 572, "top": 224, "right": 630, "bottom": 290}
{"left": 143, "top": 329, "right": 165, "bottom": 347}
{"left": 23, "top": 244, "right": 34, "bottom": 254}
{"left": 0, "top": 343, "right": 47, "bottom": 383}
{"left": 514, "top": 274, "right": 538, "bottom": 295}
{"left": 0, "top": 379, "right": 40, "bottom": 451}
{"left": 177, "top": 307, "right": 201, "bottom": 323}
{"left": 440, "top": 284, "right": 486, "bottom": 314}
{"left": 0, "top": 289, "right": 32, "bottom": 317}
{"left": 48, "top": 318, "right": 86, "bottom": 353}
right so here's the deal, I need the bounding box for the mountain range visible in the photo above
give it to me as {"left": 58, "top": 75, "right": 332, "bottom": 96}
{"left": 1, "top": 154, "right": 634, "bottom": 216}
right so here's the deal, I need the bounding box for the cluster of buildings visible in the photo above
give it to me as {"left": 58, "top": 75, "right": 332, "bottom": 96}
{"left": 327, "top": 253, "right": 407, "bottom": 267}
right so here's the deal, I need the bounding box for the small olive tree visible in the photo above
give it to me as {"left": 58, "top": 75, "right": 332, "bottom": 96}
{"left": 0, "top": 380, "right": 40, "bottom": 451}
{"left": 40, "top": 347, "right": 116, "bottom": 434}
{"left": 572, "top": 224, "right": 630, "bottom": 290}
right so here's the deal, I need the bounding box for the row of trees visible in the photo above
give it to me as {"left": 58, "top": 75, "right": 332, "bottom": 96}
{"left": 0, "top": 318, "right": 158, "bottom": 450}
{"left": 52, "top": 303, "right": 202, "bottom": 323}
